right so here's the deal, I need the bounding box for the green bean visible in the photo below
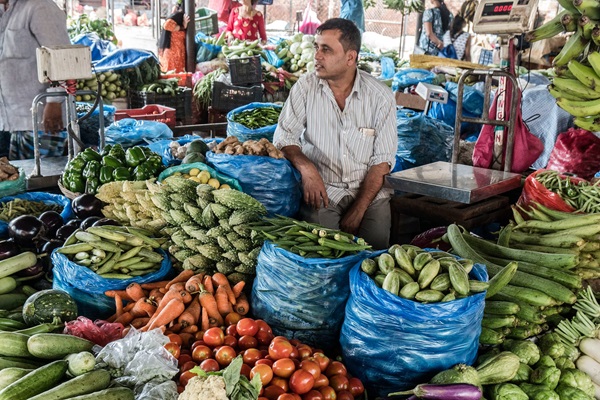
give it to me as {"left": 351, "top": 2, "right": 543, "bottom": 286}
{"left": 0, "top": 199, "right": 62, "bottom": 222}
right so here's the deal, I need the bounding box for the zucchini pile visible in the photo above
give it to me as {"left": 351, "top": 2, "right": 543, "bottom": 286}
{"left": 360, "top": 245, "right": 488, "bottom": 303}
{"left": 139, "top": 78, "right": 181, "bottom": 96}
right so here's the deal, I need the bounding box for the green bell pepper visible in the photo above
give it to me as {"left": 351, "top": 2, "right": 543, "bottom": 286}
{"left": 101, "top": 144, "right": 113, "bottom": 156}
{"left": 64, "top": 171, "right": 85, "bottom": 193}
{"left": 125, "top": 147, "right": 146, "bottom": 168}
{"left": 140, "top": 146, "right": 154, "bottom": 158}
{"left": 82, "top": 160, "right": 101, "bottom": 179}
{"left": 102, "top": 155, "right": 123, "bottom": 169}
{"left": 85, "top": 177, "right": 100, "bottom": 194}
{"left": 112, "top": 167, "right": 131, "bottom": 181}
{"left": 132, "top": 163, "right": 154, "bottom": 181}
{"left": 108, "top": 144, "right": 126, "bottom": 163}
{"left": 99, "top": 166, "right": 115, "bottom": 184}
{"left": 66, "top": 155, "right": 86, "bottom": 175}
{"left": 80, "top": 148, "right": 102, "bottom": 163}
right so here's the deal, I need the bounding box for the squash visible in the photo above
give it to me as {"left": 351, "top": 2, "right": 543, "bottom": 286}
{"left": 22, "top": 290, "right": 78, "bottom": 326}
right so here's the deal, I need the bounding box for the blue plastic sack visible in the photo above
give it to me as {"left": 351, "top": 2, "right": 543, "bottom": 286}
{"left": 251, "top": 242, "right": 369, "bottom": 351}
{"left": 263, "top": 49, "right": 284, "bottom": 68}
{"left": 445, "top": 81, "right": 485, "bottom": 116}
{"left": 105, "top": 118, "right": 173, "bottom": 148}
{"left": 0, "top": 192, "right": 73, "bottom": 238}
{"left": 379, "top": 56, "right": 395, "bottom": 80}
{"left": 77, "top": 104, "right": 117, "bottom": 146}
{"left": 226, "top": 103, "right": 282, "bottom": 142}
{"left": 340, "top": 251, "right": 488, "bottom": 397}
{"left": 71, "top": 33, "right": 117, "bottom": 62}
{"left": 52, "top": 249, "right": 173, "bottom": 320}
{"left": 195, "top": 33, "right": 222, "bottom": 63}
{"left": 395, "top": 108, "right": 454, "bottom": 169}
{"left": 428, "top": 100, "right": 482, "bottom": 138}
{"left": 392, "top": 68, "right": 435, "bottom": 92}
{"left": 206, "top": 152, "right": 301, "bottom": 217}
{"left": 93, "top": 49, "right": 158, "bottom": 73}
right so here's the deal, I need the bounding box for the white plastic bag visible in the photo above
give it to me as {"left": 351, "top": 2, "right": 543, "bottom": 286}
{"left": 299, "top": 2, "right": 320, "bottom": 35}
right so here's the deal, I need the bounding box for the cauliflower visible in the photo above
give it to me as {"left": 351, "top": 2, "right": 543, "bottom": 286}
{"left": 178, "top": 375, "right": 228, "bottom": 400}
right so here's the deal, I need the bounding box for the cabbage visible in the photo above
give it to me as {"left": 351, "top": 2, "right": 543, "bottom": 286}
{"left": 302, "top": 35, "right": 314, "bottom": 43}
{"left": 290, "top": 42, "right": 302, "bottom": 55}
{"left": 300, "top": 41, "right": 313, "bottom": 50}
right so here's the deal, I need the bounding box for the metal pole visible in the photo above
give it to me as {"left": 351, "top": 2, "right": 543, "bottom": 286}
{"left": 185, "top": 0, "right": 196, "bottom": 73}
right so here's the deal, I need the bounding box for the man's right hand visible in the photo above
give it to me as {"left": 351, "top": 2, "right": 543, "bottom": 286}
{"left": 301, "top": 166, "right": 329, "bottom": 210}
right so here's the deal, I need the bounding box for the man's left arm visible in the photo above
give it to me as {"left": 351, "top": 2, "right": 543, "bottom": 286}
{"left": 340, "top": 93, "right": 398, "bottom": 234}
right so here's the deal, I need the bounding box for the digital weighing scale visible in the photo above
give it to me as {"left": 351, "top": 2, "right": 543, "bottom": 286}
{"left": 386, "top": 0, "right": 540, "bottom": 204}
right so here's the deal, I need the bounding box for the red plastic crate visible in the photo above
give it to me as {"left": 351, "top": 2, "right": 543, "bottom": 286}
{"left": 114, "top": 105, "right": 176, "bottom": 128}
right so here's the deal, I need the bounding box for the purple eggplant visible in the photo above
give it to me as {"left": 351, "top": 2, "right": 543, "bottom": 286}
{"left": 388, "top": 384, "right": 482, "bottom": 400}
{"left": 38, "top": 211, "right": 63, "bottom": 238}
{"left": 0, "top": 240, "right": 20, "bottom": 261}
{"left": 71, "top": 194, "right": 104, "bottom": 219}
{"left": 410, "top": 227, "right": 452, "bottom": 251}
{"left": 80, "top": 216, "right": 101, "bottom": 230}
{"left": 8, "top": 215, "right": 46, "bottom": 246}
{"left": 55, "top": 225, "right": 78, "bottom": 241}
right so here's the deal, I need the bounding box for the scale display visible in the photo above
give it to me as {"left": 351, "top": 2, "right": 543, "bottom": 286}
{"left": 473, "top": 0, "right": 539, "bottom": 34}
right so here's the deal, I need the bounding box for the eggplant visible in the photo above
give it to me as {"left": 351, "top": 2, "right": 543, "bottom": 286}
{"left": 388, "top": 384, "right": 483, "bottom": 400}
{"left": 71, "top": 194, "right": 104, "bottom": 219}
{"left": 410, "top": 227, "right": 452, "bottom": 251}
{"left": 0, "top": 240, "right": 20, "bottom": 261}
{"left": 66, "top": 219, "right": 81, "bottom": 227}
{"left": 40, "top": 239, "right": 63, "bottom": 270}
{"left": 55, "top": 225, "right": 78, "bottom": 241}
{"left": 17, "top": 260, "right": 44, "bottom": 278}
{"left": 8, "top": 215, "right": 46, "bottom": 246}
{"left": 92, "top": 218, "right": 119, "bottom": 227}
{"left": 80, "top": 216, "right": 101, "bottom": 230}
{"left": 38, "top": 211, "right": 63, "bottom": 238}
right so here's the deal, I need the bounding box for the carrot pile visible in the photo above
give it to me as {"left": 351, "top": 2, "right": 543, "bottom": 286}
{"left": 105, "top": 270, "right": 249, "bottom": 338}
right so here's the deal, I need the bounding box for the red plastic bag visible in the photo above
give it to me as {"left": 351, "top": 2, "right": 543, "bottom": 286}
{"left": 546, "top": 128, "right": 600, "bottom": 181}
{"left": 64, "top": 317, "right": 124, "bottom": 347}
{"left": 517, "top": 169, "right": 588, "bottom": 212}
{"left": 299, "top": 2, "right": 321, "bottom": 35}
{"left": 473, "top": 82, "right": 543, "bottom": 173}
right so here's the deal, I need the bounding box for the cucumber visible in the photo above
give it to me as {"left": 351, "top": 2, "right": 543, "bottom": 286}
{"left": 0, "top": 332, "right": 31, "bottom": 357}
{"left": 0, "top": 360, "right": 67, "bottom": 400}
{"left": 415, "top": 289, "right": 445, "bottom": 302}
{"left": 484, "top": 301, "right": 521, "bottom": 315}
{"left": 63, "top": 387, "right": 134, "bottom": 400}
{"left": 28, "top": 369, "right": 111, "bottom": 400}
{"left": 0, "top": 293, "right": 28, "bottom": 310}
{"left": 64, "top": 352, "right": 96, "bottom": 376}
{"left": 0, "top": 368, "right": 32, "bottom": 391}
{"left": 0, "top": 252, "right": 38, "bottom": 279}
{"left": 0, "top": 356, "right": 42, "bottom": 369}
{"left": 0, "top": 277, "right": 17, "bottom": 295}
{"left": 27, "top": 334, "right": 94, "bottom": 360}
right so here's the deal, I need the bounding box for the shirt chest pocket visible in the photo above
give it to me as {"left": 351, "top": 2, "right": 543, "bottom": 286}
{"left": 3, "top": 26, "right": 37, "bottom": 60}
{"left": 346, "top": 127, "right": 375, "bottom": 165}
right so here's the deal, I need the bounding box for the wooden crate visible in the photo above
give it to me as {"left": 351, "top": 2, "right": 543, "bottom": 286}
{"left": 391, "top": 193, "right": 512, "bottom": 232}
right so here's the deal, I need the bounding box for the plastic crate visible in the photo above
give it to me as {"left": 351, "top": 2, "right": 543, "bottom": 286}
{"left": 228, "top": 56, "right": 263, "bottom": 86}
{"left": 115, "top": 105, "right": 176, "bottom": 127}
{"left": 129, "top": 88, "right": 193, "bottom": 125}
{"left": 195, "top": 8, "right": 218, "bottom": 35}
{"left": 212, "top": 81, "right": 263, "bottom": 112}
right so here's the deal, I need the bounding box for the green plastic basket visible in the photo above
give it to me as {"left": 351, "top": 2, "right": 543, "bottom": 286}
{"left": 195, "top": 8, "right": 218, "bottom": 35}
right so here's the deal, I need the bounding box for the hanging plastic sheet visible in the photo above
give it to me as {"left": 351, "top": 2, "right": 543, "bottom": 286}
{"left": 93, "top": 49, "right": 158, "bottom": 73}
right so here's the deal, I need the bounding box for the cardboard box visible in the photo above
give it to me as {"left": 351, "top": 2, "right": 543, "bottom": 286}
{"left": 395, "top": 92, "right": 426, "bottom": 111}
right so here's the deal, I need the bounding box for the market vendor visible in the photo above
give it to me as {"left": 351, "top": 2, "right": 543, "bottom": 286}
{"left": 273, "top": 18, "right": 398, "bottom": 250}
{"left": 0, "top": 0, "right": 71, "bottom": 159}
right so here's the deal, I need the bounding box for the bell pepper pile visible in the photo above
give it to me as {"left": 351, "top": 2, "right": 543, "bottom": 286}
{"left": 62, "top": 145, "right": 164, "bottom": 194}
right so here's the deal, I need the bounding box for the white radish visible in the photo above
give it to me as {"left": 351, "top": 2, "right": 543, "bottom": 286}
{"left": 577, "top": 355, "right": 600, "bottom": 386}
{"left": 581, "top": 338, "right": 600, "bottom": 364}
{"left": 593, "top": 381, "right": 600, "bottom": 400}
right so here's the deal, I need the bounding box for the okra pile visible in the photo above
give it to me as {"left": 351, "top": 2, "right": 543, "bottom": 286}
{"left": 534, "top": 170, "right": 600, "bottom": 213}
{"left": 251, "top": 216, "right": 372, "bottom": 259}
{"left": 56, "top": 225, "right": 165, "bottom": 279}
{"left": 360, "top": 245, "right": 487, "bottom": 303}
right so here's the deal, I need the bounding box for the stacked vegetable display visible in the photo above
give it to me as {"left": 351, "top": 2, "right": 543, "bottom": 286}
{"left": 151, "top": 176, "right": 265, "bottom": 281}
{"left": 61, "top": 145, "right": 164, "bottom": 194}
{"left": 213, "top": 137, "right": 284, "bottom": 158}
{"left": 526, "top": 0, "right": 600, "bottom": 129}
{"left": 76, "top": 71, "right": 126, "bottom": 102}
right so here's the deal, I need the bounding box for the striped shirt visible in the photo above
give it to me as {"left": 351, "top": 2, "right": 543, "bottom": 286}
{"left": 273, "top": 70, "right": 398, "bottom": 207}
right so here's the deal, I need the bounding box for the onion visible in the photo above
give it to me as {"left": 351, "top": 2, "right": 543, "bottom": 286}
{"left": 38, "top": 211, "right": 64, "bottom": 238}
{"left": 8, "top": 216, "right": 46, "bottom": 246}
{"left": 71, "top": 194, "right": 104, "bottom": 219}
{"left": 0, "top": 240, "right": 20, "bottom": 261}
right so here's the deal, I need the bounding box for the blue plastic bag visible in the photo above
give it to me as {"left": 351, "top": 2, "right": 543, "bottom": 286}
{"left": 0, "top": 168, "right": 26, "bottom": 199}
{"left": 379, "top": 56, "right": 395, "bottom": 80}
{"left": 77, "top": 104, "right": 117, "bottom": 146}
{"left": 251, "top": 242, "right": 369, "bottom": 351}
{"left": 340, "top": 252, "right": 487, "bottom": 397}
{"left": 93, "top": 49, "right": 158, "bottom": 73}
{"left": 226, "top": 103, "right": 282, "bottom": 142}
{"left": 445, "top": 81, "right": 485, "bottom": 116}
{"left": 395, "top": 108, "right": 454, "bottom": 169}
{"left": 52, "top": 249, "right": 173, "bottom": 320}
{"left": 105, "top": 118, "right": 173, "bottom": 148}
{"left": 0, "top": 192, "right": 73, "bottom": 238}
{"left": 71, "top": 33, "right": 117, "bottom": 62}
{"left": 206, "top": 152, "right": 301, "bottom": 217}
{"left": 392, "top": 68, "right": 435, "bottom": 92}
{"left": 263, "top": 49, "right": 284, "bottom": 68}
{"left": 195, "top": 33, "right": 222, "bottom": 63}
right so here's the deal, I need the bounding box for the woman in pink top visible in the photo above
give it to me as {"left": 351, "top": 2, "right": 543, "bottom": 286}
{"left": 226, "top": 0, "right": 267, "bottom": 43}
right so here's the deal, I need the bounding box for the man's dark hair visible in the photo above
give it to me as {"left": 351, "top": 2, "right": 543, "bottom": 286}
{"left": 316, "top": 18, "right": 361, "bottom": 55}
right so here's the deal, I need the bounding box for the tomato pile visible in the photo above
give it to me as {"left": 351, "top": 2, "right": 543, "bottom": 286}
{"left": 165, "top": 317, "right": 365, "bottom": 399}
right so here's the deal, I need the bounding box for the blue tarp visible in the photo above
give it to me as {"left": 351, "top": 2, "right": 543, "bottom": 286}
{"left": 93, "top": 49, "right": 158, "bottom": 73}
